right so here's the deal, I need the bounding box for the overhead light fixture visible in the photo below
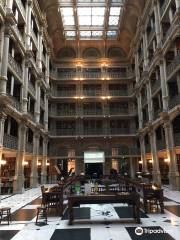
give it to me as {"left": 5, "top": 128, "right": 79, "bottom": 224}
{"left": 37, "top": 162, "right": 41, "bottom": 166}
{"left": 138, "top": 160, "right": 143, "bottom": 164}
{"left": 164, "top": 158, "right": 170, "bottom": 163}
{"left": 0, "top": 160, "right": 6, "bottom": 165}
{"left": 149, "top": 159, "right": 153, "bottom": 163}
{"left": 23, "top": 161, "right": 29, "bottom": 166}
{"left": 46, "top": 162, "right": 50, "bottom": 166}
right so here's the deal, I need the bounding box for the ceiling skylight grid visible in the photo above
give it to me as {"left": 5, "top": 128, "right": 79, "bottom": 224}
{"left": 59, "top": 0, "right": 125, "bottom": 40}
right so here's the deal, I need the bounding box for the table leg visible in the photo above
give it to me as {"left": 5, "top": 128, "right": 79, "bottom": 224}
{"left": 144, "top": 199, "right": 148, "bottom": 213}
{"left": 136, "top": 205, "right": 141, "bottom": 224}
{"left": 68, "top": 204, "right": 73, "bottom": 225}
{"left": 159, "top": 201, "right": 164, "bottom": 213}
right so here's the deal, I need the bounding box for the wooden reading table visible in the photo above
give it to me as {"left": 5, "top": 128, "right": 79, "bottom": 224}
{"left": 68, "top": 192, "right": 141, "bottom": 225}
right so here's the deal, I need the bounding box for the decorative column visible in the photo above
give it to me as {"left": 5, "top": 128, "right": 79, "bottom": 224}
{"left": 0, "top": 24, "right": 10, "bottom": 95}
{"left": 175, "top": 0, "right": 180, "bottom": 10}
{"left": 0, "top": 110, "right": 6, "bottom": 149}
{"left": 41, "top": 137, "right": 48, "bottom": 184}
{"left": 137, "top": 93, "right": 143, "bottom": 129}
{"left": 30, "top": 132, "right": 39, "bottom": 188}
{"left": 35, "top": 81, "right": 41, "bottom": 123}
{"left": 142, "top": 30, "right": 148, "bottom": 69}
{"left": 154, "top": 0, "right": 161, "bottom": 45}
{"left": 22, "top": 59, "right": 29, "bottom": 114}
{"left": 44, "top": 93, "right": 48, "bottom": 131}
{"left": 129, "top": 157, "right": 137, "bottom": 179}
{"left": 135, "top": 51, "right": 140, "bottom": 82}
{"left": 149, "top": 129, "right": 161, "bottom": 184}
{"left": 163, "top": 120, "right": 180, "bottom": 190}
{"left": 25, "top": 0, "right": 32, "bottom": 50}
{"left": 159, "top": 60, "right": 168, "bottom": 111}
{"left": 0, "top": 110, "right": 7, "bottom": 161}
{"left": 37, "top": 27, "right": 43, "bottom": 70}
{"left": 0, "top": 111, "right": 6, "bottom": 192}
{"left": 139, "top": 135, "right": 148, "bottom": 172}
{"left": 7, "top": 0, "right": 13, "bottom": 10}
{"left": 177, "top": 75, "right": 180, "bottom": 93}
{"left": 45, "top": 49, "right": 50, "bottom": 85}
{"left": 168, "top": 7, "right": 174, "bottom": 23}
{"left": 146, "top": 80, "right": 153, "bottom": 121}
{"left": 13, "top": 123, "right": 27, "bottom": 193}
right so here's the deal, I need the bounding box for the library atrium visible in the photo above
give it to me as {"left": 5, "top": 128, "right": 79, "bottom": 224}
{"left": 0, "top": 0, "right": 180, "bottom": 239}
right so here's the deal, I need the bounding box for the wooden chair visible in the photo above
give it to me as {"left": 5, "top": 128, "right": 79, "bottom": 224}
{"left": 0, "top": 207, "right": 11, "bottom": 225}
{"left": 36, "top": 206, "right": 47, "bottom": 225}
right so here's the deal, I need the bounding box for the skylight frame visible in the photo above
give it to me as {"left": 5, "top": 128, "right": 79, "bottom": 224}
{"left": 59, "top": 0, "right": 124, "bottom": 40}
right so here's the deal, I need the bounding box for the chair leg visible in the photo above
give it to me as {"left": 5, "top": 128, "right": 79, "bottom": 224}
{"left": 36, "top": 211, "right": 39, "bottom": 225}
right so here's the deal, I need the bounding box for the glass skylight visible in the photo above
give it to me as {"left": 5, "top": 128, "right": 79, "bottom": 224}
{"left": 78, "top": 7, "right": 105, "bottom": 26}
{"left": 59, "top": 0, "right": 124, "bottom": 40}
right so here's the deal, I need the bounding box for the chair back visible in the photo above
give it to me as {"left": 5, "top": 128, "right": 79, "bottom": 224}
{"left": 41, "top": 185, "right": 45, "bottom": 195}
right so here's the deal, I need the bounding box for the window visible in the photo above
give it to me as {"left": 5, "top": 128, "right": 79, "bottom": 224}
{"left": 59, "top": 0, "right": 124, "bottom": 40}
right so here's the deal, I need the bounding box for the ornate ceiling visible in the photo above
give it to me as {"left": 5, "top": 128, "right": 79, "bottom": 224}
{"left": 38, "top": 0, "right": 145, "bottom": 58}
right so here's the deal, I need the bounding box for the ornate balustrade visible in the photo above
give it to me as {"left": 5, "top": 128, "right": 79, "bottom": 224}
{"left": 8, "top": 54, "right": 23, "bottom": 79}
{"left": 3, "top": 134, "right": 18, "bottom": 150}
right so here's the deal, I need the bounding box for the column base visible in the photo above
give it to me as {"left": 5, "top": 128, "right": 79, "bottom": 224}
{"left": 13, "top": 175, "right": 25, "bottom": 194}
{"left": 152, "top": 171, "right": 161, "bottom": 185}
{"left": 30, "top": 176, "right": 38, "bottom": 188}
{"left": 168, "top": 171, "right": 180, "bottom": 190}
{"left": 41, "top": 174, "right": 47, "bottom": 185}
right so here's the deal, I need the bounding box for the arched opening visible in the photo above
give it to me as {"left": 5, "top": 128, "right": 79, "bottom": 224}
{"left": 83, "top": 47, "right": 101, "bottom": 59}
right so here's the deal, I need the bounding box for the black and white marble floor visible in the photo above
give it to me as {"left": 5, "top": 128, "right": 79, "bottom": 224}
{"left": 0, "top": 186, "right": 180, "bottom": 240}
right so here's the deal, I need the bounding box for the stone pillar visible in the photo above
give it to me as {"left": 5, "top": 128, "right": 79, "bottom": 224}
{"left": 168, "top": 7, "right": 174, "bottom": 23}
{"left": 154, "top": 1, "right": 161, "bottom": 45}
{"left": 139, "top": 135, "right": 148, "bottom": 172}
{"left": 163, "top": 121, "right": 180, "bottom": 190}
{"left": 44, "top": 94, "right": 48, "bottom": 131}
{"left": 149, "top": 130, "right": 161, "bottom": 184}
{"left": 0, "top": 24, "right": 10, "bottom": 95}
{"left": 46, "top": 50, "right": 50, "bottom": 85}
{"left": 41, "top": 137, "right": 48, "bottom": 184}
{"left": 129, "top": 157, "right": 137, "bottom": 179}
{"left": 177, "top": 74, "right": 180, "bottom": 93}
{"left": 146, "top": 80, "right": 153, "bottom": 121}
{"left": 137, "top": 94, "right": 143, "bottom": 129}
{"left": 13, "top": 123, "right": 27, "bottom": 193}
{"left": 0, "top": 111, "right": 6, "bottom": 148}
{"left": 135, "top": 51, "right": 140, "bottom": 82}
{"left": 7, "top": 0, "right": 13, "bottom": 9}
{"left": 25, "top": 0, "right": 32, "bottom": 49}
{"left": 22, "top": 59, "right": 29, "bottom": 114}
{"left": 10, "top": 75, "right": 14, "bottom": 96}
{"left": 175, "top": 0, "right": 180, "bottom": 10}
{"left": 30, "top": 133, "right": 39, "bottom": 188}
{"left": 142, "top": 31, "right": 148, "bottom": 69}
{"left": 35, "top": 81, "right": 41, "bottom": 123}
{"left": 37, "top": 27, "right": 43, "bottom": 70}
{"left": 0, "top": 111, "right": 6, "bottom": 194}
{"left": 159, "top": 60, "right": 168, "bottom": 111}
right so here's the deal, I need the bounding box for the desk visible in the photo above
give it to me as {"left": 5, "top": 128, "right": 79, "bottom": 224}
{"left": 68, "top": 192, "right": 140, "bottom": 225}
